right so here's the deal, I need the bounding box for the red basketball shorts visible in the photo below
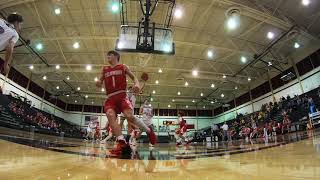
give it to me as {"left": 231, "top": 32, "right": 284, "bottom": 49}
{"left": 104, "top": 93, "right": 133, "bottom": 114}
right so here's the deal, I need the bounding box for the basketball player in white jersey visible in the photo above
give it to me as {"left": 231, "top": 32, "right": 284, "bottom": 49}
{"left": 101, "top": 121, "right": 113, "bottom": 144}
{"left": 130, "top": 99, "right": 156, "bottom": 147}
{"left": 0, "top": 13, "right": 23, "bottom": 75}
{"left": 85, "top": 118, "right": 97, "bottom": 141}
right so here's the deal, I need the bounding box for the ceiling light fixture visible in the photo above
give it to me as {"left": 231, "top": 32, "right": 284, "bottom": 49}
{"left": 73, "top": 42, "right": 80, "bottom": 49}
{"left": 207, "top": 50, "right": 213, "bottom": 58}
{"left": 86, "top": 65, "right": 92, "bottom": 71}
{"left": 192, "top": 70, "right": 198, "bottom": 76}
{"left": 267, "top": 32, "right": 275, "bottom": 39}
{"left": 54, "top": 8, "right": 61, "bottom": 15}
{"left": 302, "top": 0, "right": 310, "bottom": 6}
{"left": 174, "top": 8, "right": 183, "bottom": 19}
{"left": 241, "top": 56, "right": 247, "bottom": 63}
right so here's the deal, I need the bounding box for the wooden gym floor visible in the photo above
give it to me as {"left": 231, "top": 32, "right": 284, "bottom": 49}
{"left": 0, "top": 126, "right": 319, "bottom": 180}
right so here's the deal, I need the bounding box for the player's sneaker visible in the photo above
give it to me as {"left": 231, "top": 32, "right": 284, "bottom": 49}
{"left": 147, "top": 130, "right": 157, "bottom": 145}
{"left": 109, "top": 140, "right": 130, "bottom": 156}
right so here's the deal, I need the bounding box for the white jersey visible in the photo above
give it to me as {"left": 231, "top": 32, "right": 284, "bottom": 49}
{"left": 0, "top": 19, "right": 19, "bottom": 51}
{"left": 88, "top": 120, "right": 97, "bottom": 129}
{"left": 127, "top": 92, "right": 136, "bottom": 108}
{"left": 141, "top": 104, "right": 153, "bottom": 126}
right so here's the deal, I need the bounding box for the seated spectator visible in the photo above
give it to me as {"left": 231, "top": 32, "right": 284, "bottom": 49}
{"left": 286, "top": 94, "right": 291, "bottom": 101}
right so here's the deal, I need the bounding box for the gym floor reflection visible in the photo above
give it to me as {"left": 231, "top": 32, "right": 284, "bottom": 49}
{"left": 0, "top": 126, "right": 319, "bottom": 180}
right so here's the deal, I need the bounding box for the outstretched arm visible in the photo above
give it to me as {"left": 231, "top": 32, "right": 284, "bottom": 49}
{"left": 124, "top": 65, "right": 140, "bottom": 94}
{"left": 96, "top": 67, "right": 104, "bottom": 88}
{"left": 3, "top": 39, "right": 15, "bottom": 75}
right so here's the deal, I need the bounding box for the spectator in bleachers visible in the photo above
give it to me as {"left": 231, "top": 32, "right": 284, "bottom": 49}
{"left": 221, "top": 122, "right": 229, "bottom": 141}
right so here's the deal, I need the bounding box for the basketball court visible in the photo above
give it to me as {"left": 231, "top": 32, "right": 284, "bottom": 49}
{"left": 1, "top": 0, "right": 320, "bottom": 179}
{"left": 0, "top": 126, "right": 319, "bottom": 179}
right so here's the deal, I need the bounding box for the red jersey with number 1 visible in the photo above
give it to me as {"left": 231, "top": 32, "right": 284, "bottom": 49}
{"left": 102, "top": 64, "right": 127, "bottom": 95}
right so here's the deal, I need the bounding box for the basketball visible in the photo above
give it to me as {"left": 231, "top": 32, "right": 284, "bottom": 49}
{"left": 141, "top": 72, "right": 149, "bottom": 81}
{"left": 132, "top": 85, "right": 140, "bottom": 94}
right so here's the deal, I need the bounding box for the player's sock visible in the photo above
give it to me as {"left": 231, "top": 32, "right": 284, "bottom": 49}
{"left": 132, "top": 116, "right": 150, "bottom": 132}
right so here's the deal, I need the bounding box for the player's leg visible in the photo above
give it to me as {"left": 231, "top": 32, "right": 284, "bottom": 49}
{"left": 174, "top": 128, "right": 182, "bottom": 145}
{"left": 121, "top": 98, "right": 157, "bottom": 145}
{"left": 143, "top": 117, "right": 156, "bottom": 146}
{"left": 129, "top": 128, "right": 140, "bottom": 146}
{"left": 101, "top": 131, "right": 113, "bottom": 143}
{"left": 105, "top": 99, "right": 130, "bottom": 155}
{"left": 119, "top": 114, "right": 126, "bottom": 130}
{"left": 146, "top": 125, "right": 156, "bottom": 147}
{"left": 124, "top": 109, "right": 157, "bottom": 145}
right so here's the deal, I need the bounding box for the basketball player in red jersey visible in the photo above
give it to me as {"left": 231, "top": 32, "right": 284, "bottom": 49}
{"left": 96, "top": 50, "right": 157, "bottom": 155}
{"left": 174, "top": 111, "right": 188, "bottom": 146}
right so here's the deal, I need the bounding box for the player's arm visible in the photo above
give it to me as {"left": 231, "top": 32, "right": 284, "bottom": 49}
{"left": 96, "top": 67, "right": 104, "bottom": 88}
{"left": 124, "top": 65, "right": 140, "bottom": 93}
{"left": 3, "top": 39, "right": 15, "bottom": 75}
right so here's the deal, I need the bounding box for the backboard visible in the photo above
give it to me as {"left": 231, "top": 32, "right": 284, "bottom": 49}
{"left": 115, "top": 25, "right": 175, "bottom": 55}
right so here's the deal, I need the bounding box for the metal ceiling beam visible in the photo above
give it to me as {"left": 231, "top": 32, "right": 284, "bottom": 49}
{"left": 0, "top": 0, "right": 35, "bottom": 9}
{"left": 233, "top": 26, "right": 296, "bottom": 76}
{"left": 11, "top": 52, "right": 265, "bottom": 70}
{"left": 16, "top": 63, "right": 256, "bottom": 78}
{"left": 37, "top": 78, "right": 239, "bottom": 91}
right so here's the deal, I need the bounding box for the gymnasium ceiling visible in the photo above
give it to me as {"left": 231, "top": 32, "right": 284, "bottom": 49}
{"left": 1, "top": 0, "right": 320, "bottom": 109}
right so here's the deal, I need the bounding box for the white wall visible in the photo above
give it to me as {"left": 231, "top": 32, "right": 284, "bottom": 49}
{"left": 212, "top": 66, "right": 320, "bottom": 124}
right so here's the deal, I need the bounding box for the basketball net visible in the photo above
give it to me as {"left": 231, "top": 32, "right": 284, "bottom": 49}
{"left": 137, "top": 53, "right": 152, "bottom": 67}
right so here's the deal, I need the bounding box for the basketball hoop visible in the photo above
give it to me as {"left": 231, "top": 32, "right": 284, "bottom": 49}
{"left": 137, "top": 53, "right": 152, "bottom": 67}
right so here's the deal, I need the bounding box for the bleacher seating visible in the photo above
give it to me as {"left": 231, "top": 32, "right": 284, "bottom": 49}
{"left": 0, "top": 94, "right": 81, "bottom": 138}
{"left": 196, "top": 86, "right": 320, "bottom": 141}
